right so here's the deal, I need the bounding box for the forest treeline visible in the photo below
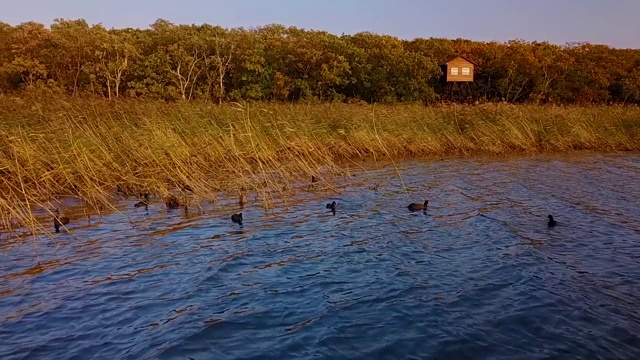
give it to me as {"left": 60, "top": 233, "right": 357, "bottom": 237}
{"left": 1, "top": 18, "right": 639, "bottom": 104}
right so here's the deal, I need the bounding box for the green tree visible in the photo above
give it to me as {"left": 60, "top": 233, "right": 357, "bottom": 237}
{"left": 50, "top": 18, "right": 99, "bottom": 95}
{"left": 92, "top": 27, "right": 137, "bottom": 99}
{"left": 2, "top": 22, "right": 54, "bottom": 91}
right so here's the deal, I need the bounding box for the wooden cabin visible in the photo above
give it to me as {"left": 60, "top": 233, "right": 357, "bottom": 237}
{"left": 440, "top": 56, "right": 475, "bottom": 82}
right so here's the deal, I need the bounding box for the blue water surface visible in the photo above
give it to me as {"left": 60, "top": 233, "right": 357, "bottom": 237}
{"left": 1, "top": 152, "right": 640, "bottom": 359}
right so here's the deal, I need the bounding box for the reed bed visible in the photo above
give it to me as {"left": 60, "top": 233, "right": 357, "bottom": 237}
{"left": 1, "top": 97, "right": 640, "bottom": 238}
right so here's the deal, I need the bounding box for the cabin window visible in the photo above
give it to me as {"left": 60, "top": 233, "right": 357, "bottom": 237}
{"left": 462, "top": 67, "right": 470, "bottom": 75}
{"left": 450, "top": 67, "right": 459, "bottom": 75}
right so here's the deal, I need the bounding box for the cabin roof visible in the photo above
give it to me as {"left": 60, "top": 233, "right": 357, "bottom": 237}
{"left": 440, "top": 56, "right": 477, "bottom": 66}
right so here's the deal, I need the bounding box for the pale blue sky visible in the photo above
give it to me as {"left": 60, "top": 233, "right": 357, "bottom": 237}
{"left": 2, "top": 0, "right": 639, "bottom": 48}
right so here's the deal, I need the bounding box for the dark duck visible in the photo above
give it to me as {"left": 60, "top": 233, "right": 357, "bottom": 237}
{"left": 231, "top": 213, "right": 243, "bottom": 224}
{"left": 408, "top": 200, "right": 428, "bottom": 212}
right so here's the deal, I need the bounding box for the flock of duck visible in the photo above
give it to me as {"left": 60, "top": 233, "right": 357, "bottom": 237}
{"left": 51, "top": 182, "right": 559, "bottom": 233}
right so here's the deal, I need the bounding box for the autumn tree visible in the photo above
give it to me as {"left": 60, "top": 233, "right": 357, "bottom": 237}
{"left": 0, "top": 18, "right": 639, "bottom": 105}
{"left": 50, "top": 18, "right": 100, "bottom": 95}
{"left": 93, "top": 26, "right": 137, "bottom": 99}
{"left": 199, "top": 25, "right": 237, "bottom": 103}
{"left": 1, "top": 22, "right": 54, "bottom": 91}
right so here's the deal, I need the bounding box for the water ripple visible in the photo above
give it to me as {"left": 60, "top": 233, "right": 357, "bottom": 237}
{"left": 2, "top": 152, "right": 640, "bottom": 359}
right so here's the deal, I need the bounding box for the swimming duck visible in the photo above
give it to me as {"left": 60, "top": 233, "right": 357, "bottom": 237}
{"left": 53, "top": 209, "right": 70, "bottom": 233}
{"left": 164, "top": 194, "right": 181, "bottom": 209}
{"left": 408, "top": 200, "right": 428, "bottom": 212}
{"left": 134, "top": 192, "right": 150, "bottom": 209}
{"left": 326, "top": 201, "right": 337, "bottom": 214}
{"left": 116, "top": 184, "right": 129, "bottom": 197}
{"left": 548, "top": 214, "right": 557, "bottom": 227}
{"left": 231, "top": 213, "right": 243, "bottom": 224}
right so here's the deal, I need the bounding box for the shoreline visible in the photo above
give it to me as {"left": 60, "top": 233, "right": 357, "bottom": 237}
{"left": 5, "top": 148, "right": 639, "bottom": 242}
{"left": 4, "top": 148, "right": 639, "bottom": 243}
{"left": 1, "top": 98, "right": 640, "bottom": 237}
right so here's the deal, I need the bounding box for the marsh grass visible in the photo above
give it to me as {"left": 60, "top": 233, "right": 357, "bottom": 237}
{"left": 1, "top": 96, "right": 640, "bottom": 239}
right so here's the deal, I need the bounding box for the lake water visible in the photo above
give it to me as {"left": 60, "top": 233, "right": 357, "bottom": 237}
{"left": 2, "top": 152, "right": 640, "bottom": 359}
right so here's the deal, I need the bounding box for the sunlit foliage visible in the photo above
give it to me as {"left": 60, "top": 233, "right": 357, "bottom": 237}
{"left": 1, "top": 19, "right": 638, "bottom": 104}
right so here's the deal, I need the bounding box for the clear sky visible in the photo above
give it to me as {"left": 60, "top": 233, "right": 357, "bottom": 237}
{"left": 2, "top": 0, "right": 639, "bottom": 48}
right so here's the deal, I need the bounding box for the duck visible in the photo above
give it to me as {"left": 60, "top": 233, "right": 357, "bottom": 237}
{"left": 164, "top": 194, "right": 181, "bottom": 209}
{"left": 134, "top": 192, "right": 150, "bottom": 209}
{"left": 408, "top": 200, "right": 428, "bottom": 212}
{"left": 53, "top": 209, "right": 70, "bottom": 233}
{"left": 326, "top": 201, "right": 337, "bottom": 214}
{"left": 134, "top": 200, "right": 148, "bottom": 208}
{"left": 326, "top": 201, "right": 337, "bottom": 210}
{"left": 547, "top": 214, "right": 557, "bottom": 227}
{"left": 116, "top": 184, "right": 129, "bottom": 197}
{"left": 231, "top": 213, "right": 243, "bottom": 224}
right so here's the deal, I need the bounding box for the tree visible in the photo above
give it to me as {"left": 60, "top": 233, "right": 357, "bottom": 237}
{"left": 0, "top": 18, "right": 640, "bottom": 104}
{"left": 2, "top": 22, "right": 54, "bottom": 91}
{"left": 200, "top": 25, "right": 236, "bottom": 103}
{"left": 50, "top": 18, "right": 99, "bottom": 95}
{"left": 149, "top": 21, "right": 208, "bottom": 101}
{"left": 93, "top": 26, "right": 137, "bottom": 99}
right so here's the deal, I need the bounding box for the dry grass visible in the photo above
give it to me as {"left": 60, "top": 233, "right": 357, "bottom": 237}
{"left": 1, "top": 97, "right": 640, "bottom": 238}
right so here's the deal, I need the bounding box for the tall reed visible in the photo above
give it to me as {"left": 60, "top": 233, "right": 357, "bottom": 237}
{"left": 1, "top": 97, "right": 639, "bottom": 237}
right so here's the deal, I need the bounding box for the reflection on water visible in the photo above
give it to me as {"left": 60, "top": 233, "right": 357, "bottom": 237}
{"left": 2, "top": 152, "right": 640, "bottom": 359}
